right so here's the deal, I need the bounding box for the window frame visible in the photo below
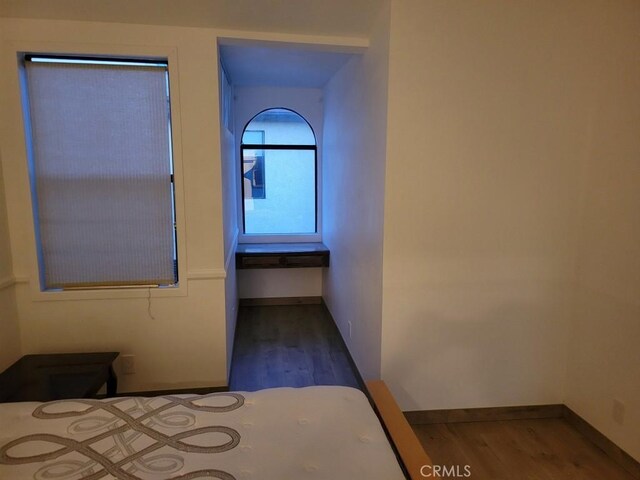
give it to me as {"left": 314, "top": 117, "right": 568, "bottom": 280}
{"left": 238, "top": 108, "right": 321, "bottom": 244}
{"left": 12, "top": 45, "right": 188, "bottom": 301}
{"left": 22, "top": 54, "right": 180, "bottom": 291}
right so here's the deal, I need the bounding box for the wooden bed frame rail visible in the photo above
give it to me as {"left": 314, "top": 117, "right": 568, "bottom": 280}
{"left": 367, "top": 380, "right": 432, "bottom": 480}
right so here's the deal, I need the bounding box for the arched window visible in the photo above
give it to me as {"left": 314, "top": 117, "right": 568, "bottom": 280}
{"left": 241, "top": 108, "right": 317, "bottom": 237}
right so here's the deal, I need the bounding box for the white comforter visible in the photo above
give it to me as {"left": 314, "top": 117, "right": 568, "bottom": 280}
{"left": 0, "top": 386, "right": 405, "bottom": 480}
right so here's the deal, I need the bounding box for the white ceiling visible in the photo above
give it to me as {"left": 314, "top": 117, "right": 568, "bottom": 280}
{"left": 220, "top": 44, "right": 355, "bottom": 88}
{"left": 0, "top": 0, "right": 385, "bottom": 37}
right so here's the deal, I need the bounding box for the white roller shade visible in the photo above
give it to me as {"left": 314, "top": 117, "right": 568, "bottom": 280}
{"left": 25, "top": 59, "right": 176, "bottom": 289}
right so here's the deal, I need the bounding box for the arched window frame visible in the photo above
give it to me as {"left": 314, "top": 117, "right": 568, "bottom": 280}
{"left": 238, "top": 107, "right": 320, "bottom": 243}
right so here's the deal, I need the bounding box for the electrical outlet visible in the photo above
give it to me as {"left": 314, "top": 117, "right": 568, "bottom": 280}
{"left": 348, "top": 321, "right": 352, "bottom": 339}
{"left": 612, "top": 399, "right": 625, "bottom": 425}
{"left": 121, "top": 354, "right": 136, "bottom": 375}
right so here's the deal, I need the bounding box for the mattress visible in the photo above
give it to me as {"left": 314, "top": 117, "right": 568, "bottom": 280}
{"left": 0, "top": 385, "right": 405, "bottom": 480}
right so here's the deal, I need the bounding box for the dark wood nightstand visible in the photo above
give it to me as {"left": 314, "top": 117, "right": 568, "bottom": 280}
{"left": 0, "top": 352, "right": 119, "bottom": 403}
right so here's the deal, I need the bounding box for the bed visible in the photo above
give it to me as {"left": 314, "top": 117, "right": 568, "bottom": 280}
{"left": 0, "top": 381, "right": 430, "bottom": 480}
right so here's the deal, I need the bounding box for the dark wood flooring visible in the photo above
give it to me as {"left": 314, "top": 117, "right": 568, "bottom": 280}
{"left": 413, "top": 418, "right": 636, "bottom": 480}
{"left": 229, "top": 303, "right": 361, "bottom": 392}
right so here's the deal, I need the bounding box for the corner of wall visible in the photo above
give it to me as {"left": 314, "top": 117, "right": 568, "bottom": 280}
{"left": 320, "top": 2, "right": 390, "bottom": 381}
{"left": 0, "top": 151, "right": 23, "bottom": 370}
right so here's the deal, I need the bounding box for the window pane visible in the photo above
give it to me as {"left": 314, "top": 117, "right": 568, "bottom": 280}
{"left": 24, "top": 59, "right": 177, "bottom": 289}
{"left": 243, "top": 130, "right": 264, "bottom": 144}
{"left": 242, "top": 109, "right": 315, "bottom": 145}
{"left": 243, "top": 148, "right": 316, "bottom": 234}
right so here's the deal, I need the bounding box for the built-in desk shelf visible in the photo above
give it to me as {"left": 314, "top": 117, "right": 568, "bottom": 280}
{"left": 236, "top": 243, "right": 330, "bottom": 269}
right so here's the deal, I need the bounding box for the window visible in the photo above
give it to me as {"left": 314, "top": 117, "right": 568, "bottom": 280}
{"left": 22, "top": 55, "right": 178, "bottom": 290}
{"left": 241, "top": 108, "right": 317, "bottom": 237}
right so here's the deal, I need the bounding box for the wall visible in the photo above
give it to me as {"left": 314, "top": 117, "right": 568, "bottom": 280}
{"left": 238, "top": 268, "right": 322, "bottom": 299}
{"left": 0, "top": 18, "right": 229, "bottom": 392}
{"left": 565, "top": 0, "right": 640, "bottom": 461}
{"left": 219, "top": 63, "right": 239, "bottom": 375}
{"left": 0, "top": 150, "right": 21, "bottom": 371}
{"left": 234, "top": 86, "right": 324, "bottom": 299}
{"left": 380, "top": 0, "right": 600, "bottom": 411}
{"left": 321, "top": 3, "right": 390, "bottom": 380}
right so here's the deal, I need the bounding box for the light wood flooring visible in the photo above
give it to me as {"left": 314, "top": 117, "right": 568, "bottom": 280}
{"left": 230, "top": 305, "right": 636, "bottom": 479}
{"left": 229, "top": 303, "right": 361, "bottom": 392}
{"left": 413, "top": 418, "right": 636, "bottom": 480}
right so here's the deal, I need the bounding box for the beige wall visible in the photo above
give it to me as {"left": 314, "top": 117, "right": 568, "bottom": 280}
{"left": 381, "top": 0, "right": 599, "bottom": 410}
{"left": 238, "top": 269, "right": 322, "bottom": 299}
{"left": 0, "top": 18, "right": 228, "bottom": 391}
{"left": 220, "top": 66, "right": 239, "bottom": 373}
{"left": 0, "top": 286, "right": 20, "bottom": 371}
{"left": 322, "top": 2, "right": 390, "bottom": 379}
{"left": 565, "top": 0, "right": 640, "bottom": 460}
{"left": 380, "top": 0, "right": 640, "bottom": 460}
{"left": 0, "top": 151, "right": 21, "bottom": 371}
{"left": 0, "top": 156, "right": 13, "bottom": 282}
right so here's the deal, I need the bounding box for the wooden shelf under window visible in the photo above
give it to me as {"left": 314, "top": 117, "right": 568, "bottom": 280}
{"left": 236, "top": 243, "right": 330, "bottom": 269}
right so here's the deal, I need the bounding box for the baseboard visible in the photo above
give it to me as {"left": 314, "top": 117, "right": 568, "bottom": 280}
{"left": 319, "top": 299, "right": 367, "bottom": 392}
{"left": 563, "top": 406, "right": 640, "bottom": 479}
{"left": 405, "top": 404, "right": 564, "bottom": 425}
{"left": 239, "top": 296, "right": 322, "bottom": 306}
{"left": 114, "top": 385, "right": 229, "bottom": 397}
{"left": 404, "top": 403, "right": 639, "bottom": 479}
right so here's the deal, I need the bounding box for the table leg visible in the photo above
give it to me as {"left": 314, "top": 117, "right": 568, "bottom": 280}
{"left": 107, "top": 365, "right": 118, "bottom": 397}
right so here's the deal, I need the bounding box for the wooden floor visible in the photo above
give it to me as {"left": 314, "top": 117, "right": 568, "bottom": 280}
{"left": 229, "top": 303, "right": 361, "bottom": 392}
{"left": 413, "top": 418, "right": 636, "bottom": 480}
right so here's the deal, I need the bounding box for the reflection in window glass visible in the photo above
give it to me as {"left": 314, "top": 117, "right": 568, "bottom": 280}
{"left": 242, "top": 130, "right": 265, "bottom": 199}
